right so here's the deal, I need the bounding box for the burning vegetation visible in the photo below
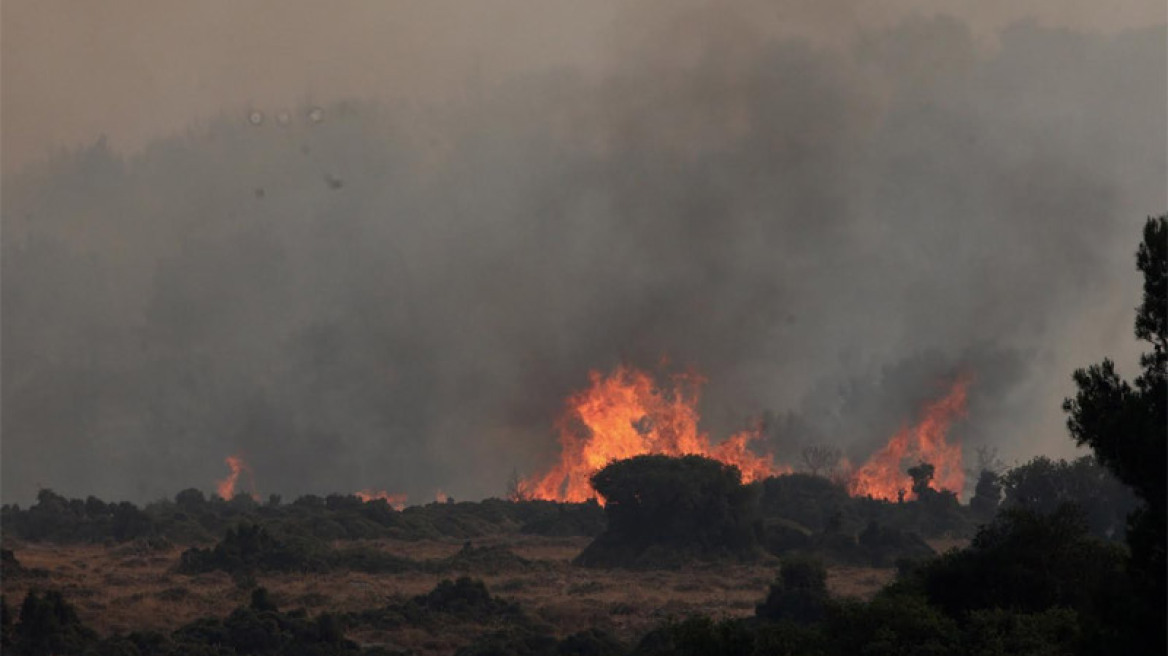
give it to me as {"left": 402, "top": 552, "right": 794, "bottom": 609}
{"left": 847, "top": 376, "right": 970, "bottom": 501}
{"left": 216, "top": 455, "right": 410, "bottom": 510}
{"left": 353, "top": 490, "right": 408, "bottom": 510}
{"left": 212, "top": 366, "right": 973, "bottom": 511}
{"left": 216, "top": 455, "right": 258, "bottom": 501}
{"left": 521, "top": 365, "right": 787, "bottom": 504}
{"left": 520, "top": 364, "right": 971, "bottom": 506}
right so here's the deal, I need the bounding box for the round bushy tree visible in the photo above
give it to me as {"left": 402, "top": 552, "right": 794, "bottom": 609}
{"left": 575, "top": 455, "right": 759, "bottom": 568}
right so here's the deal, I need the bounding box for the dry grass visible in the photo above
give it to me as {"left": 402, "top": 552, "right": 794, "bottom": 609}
{"left": 1, "top": 536, "right": 896, "bottom": 650}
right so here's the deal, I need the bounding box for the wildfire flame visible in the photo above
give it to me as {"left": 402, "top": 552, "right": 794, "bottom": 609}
{"left": 355, "top": 489, "right": 408, "bottom": 510}
{"left": 435, "top": 490, "right": 450, "bottom": 504}
{"left": 523, "top": 364, "right": 786, "bottom": 503}
{"left": 847, "top": 376, "right": 970, "bottom": 501}
{"left": 217, "top": 455, "right": 259, "bottom": 501}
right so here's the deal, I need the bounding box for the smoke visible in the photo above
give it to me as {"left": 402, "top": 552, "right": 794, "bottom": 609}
{"left": 2, "top": 6, "right": 1164, "bottom": 503}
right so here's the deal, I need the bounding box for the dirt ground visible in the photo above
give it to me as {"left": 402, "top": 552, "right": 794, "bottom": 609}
{"left": 1, "top": 535, "right": 916, "bottom": 652}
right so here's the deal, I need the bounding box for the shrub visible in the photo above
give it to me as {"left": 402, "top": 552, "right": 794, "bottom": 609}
{"left": 632, "top": 616, "right": 761, "bottom": 656}
{"left": 969, "top": 470, "right": 1002, "bottom": 520}
{"left": 755, "top": 557, "right": 829, "bottom": 624}
{"left": 11, "top": 590, "right": 98, "bottom": 656}
{"left": 758, "top": 474, "right": 850, "bottom": 532}
{"left": 453, "top": 626, "right": 559, "bottom": 656}
{"left": 178, "top": 523, "right": 331, "bottom": 575}
{"left": 437, "top": 541, "right": 532, "bottom": 574}
{"left": 575, "top": 455, "right": 760, "bottom": 568}
{"left": 826, "top": 593, "right": 960, "bottom": 656}
{"left": 349, "top": 577, "right": 525, "bottom": 631}
{"left": 856, "top": 521, "right": 934, "bottom": 568}
{"left": 911, "top": 505, "right": 1127, "bottom": 618}
{"left": 1001, "top": 456, "right": 1138, "bottom": 540}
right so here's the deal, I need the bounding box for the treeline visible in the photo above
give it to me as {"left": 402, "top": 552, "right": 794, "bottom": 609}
{"left": 0, "top": 491, "right": 606, "bottom": 545}
{"left": 758, "top": 453, "right": 1136, "bottom": 543}
{"left": 0, "top": 452, "right": 1136, "bottom": 559}
{"left": 563, "top": 452, "right": 1135, "bottom": 572}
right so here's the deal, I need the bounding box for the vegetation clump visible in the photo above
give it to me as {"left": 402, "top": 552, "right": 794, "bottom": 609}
{"left": 755, "top": 557, "right": 830, "bottom": 624}
{"left": 574, "top": 455, "right": 761, "bottom": 569}
{"left": 441, "top": 541, "right": 533, "bottom": 574}
{"left": 855, "top": 521, "right": 934, "bottom": 568}
{"left": 1, "top": 494, "right": 606, "bottom": 546}
{"left": 0, "top": 549, "right": 47, "bottom": 581}
{"left": 2, "top": 586, "right": 366, "bottom": 655}
{"left": 348, "top": 576, "right": 526, "bottom": 631}
{"left": 178, "top": 522, "right": 331, "bottom": 576}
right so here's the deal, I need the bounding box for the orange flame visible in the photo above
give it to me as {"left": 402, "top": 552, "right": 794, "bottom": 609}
{"left": 435, "top": 490, "right": 450, "bottom": 504}
{"left": 523, "top": 365, "right": 787, "bottom": 503}
{"left": 217, "top": 455, "right": 259, "bottom": 501}
{"left": 355, "top": 489, "right": 407, "bottom": 510}
{"left": 848, "top": 376, "right": 970, "bottom": 501}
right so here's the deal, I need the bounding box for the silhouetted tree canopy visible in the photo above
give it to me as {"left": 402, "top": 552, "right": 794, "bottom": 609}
{"left": 1000, "top": 455, "right": 1137, "bottom": 539}
{"left": 2, "top": 491, "right": 606, "bottom": 545}
{"left": 9, "top": 590, "right": 97, "bottom": 656}
{"left": 1062, "top": 214, "right": 1166, "bottom": 643}
{"left": 757, "top": 473, "right": 850, "bottom": 533}
{"left": 1064, "top": 216, "right": 1165, "bottom": 504}
{"left": 912, "top": 506, "right": 1126, "bottom": 617}
{"left": 969, "top": 470, "right": 1002, "bottom": 520}
{"left": 575, "top": 455, "right": 759, "bottom": 568}
{"left": 906, "top": 462, "right": 935, "bottom": 499}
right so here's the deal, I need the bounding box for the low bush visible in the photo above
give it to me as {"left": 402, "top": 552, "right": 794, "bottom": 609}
{"left": 755, "top": 557, "right": 830, "bottom": 624}
{"left": 856, "top": 522, "right": 934, "bottom": 568}
{"left": 349, "top": 576, "right": 525, "bottom": 631}
{"left": 2, "top": 491, "right": 607, "bottom": 546}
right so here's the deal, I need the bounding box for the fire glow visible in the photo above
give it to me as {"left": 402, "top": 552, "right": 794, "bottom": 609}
{"left": 355, "top": 489, "right": 408, "bottom": 510}
{"left": 217, "top": 455, "right": 259, "bottom": 501}
{"left": 847, "top": 376, "right": 970, "bottom": 501}
{"left": 213, "top": 371, "right": 970, "bottom": 508}
{"left": 522, "top": 365, "right": 786, "bottom": 503}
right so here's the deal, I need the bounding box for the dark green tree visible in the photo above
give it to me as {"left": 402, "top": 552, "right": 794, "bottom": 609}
{"left": 1062, "top": 215, "right": 1166, "bottom": 641}
{"left": 1, "top": 596, "right": 11, "bottom": 651}
{"left": 757, "top": 473, "right": 850, "bottom": 532}
{"left": 575, "top": 455, "right": 759, "bottom": 568}
{"left": 969, "top": 469, "right": 1002, "bottom": 520}
{"left": 1000, "top": 455, "right": 1137, "bottom": 539}
{"left": 249, "top": 587, "right": 278, "bottom": 612}
{"left": 12, "top": 590, "right": 98, "bottom": 656}
{"left": 914, "top": 506, "right": 1126, "bottom": 616}
{"left": 174, "top": 488, "right": 207, "bottom": 509}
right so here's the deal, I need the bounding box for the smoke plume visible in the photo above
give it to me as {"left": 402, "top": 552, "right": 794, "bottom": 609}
{"left": 2, "top": 5, "right": 1164, "bottom": 503}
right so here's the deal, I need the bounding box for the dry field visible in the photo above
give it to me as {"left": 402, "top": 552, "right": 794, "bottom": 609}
{"left": 1, "top": 535, "right": 907, "bottom": 652}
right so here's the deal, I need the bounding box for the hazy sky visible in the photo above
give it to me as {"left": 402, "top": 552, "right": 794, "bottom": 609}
{"left": 2, "top": 1, "right": 1165, "bottom": 504}
{"left": 3, "top": 0, "right": 1164, "bottom": 173}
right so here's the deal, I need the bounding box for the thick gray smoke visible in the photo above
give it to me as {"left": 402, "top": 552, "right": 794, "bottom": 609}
{"left": 2, "top": 10, "right": 1164, "bottom": 503}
